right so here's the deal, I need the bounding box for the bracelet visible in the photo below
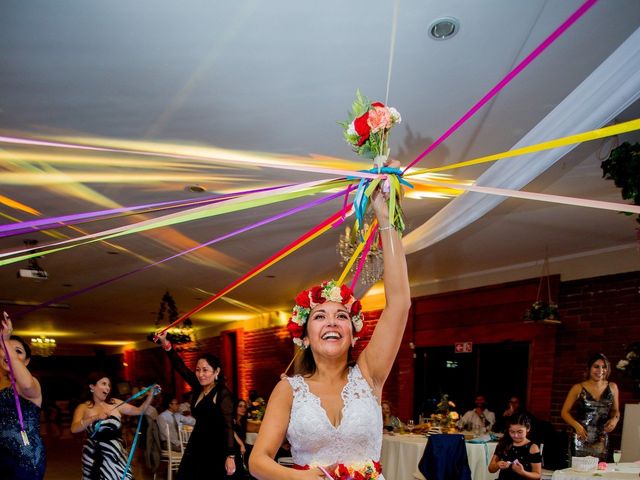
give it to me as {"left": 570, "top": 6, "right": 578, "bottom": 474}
{"left": 378, "top": 225, "right": 395, "bottom": 231}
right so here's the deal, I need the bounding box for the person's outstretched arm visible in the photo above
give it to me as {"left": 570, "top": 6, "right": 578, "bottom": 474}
{"left": 0, "top": 313, "right": 42, "bottom": 406}
{"left": 156, "top": 332, "right": 199, "bottom": 391}
{"left": 359, "top": 178, "right": 411, "bottom": 392}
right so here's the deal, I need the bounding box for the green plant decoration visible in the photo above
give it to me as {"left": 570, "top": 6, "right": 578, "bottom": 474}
{"left": 523, "top": 301, "right": 560, "bottom": 323}
{"left": 601, "top": 141, "right": 640, "bottom": 224}
{"left": 148, "top": 291, "right": 193, "bottom": 344}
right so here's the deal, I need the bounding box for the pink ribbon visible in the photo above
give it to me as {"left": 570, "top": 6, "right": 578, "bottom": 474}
{"left": 404, "top": 0, "right": 598, "bottom": 172}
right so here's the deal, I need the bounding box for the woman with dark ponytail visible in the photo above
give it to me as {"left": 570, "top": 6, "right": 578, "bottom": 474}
{"left": 155, "top": 337, "right": 236, "bottom": 478}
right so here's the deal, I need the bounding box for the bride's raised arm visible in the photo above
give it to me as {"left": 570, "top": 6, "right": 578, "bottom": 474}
{"left": 358, "top": 182, "right": 411, "bottom": 393}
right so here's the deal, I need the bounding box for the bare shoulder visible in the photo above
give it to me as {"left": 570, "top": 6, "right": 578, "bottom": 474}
{"left": 608, "top": 382, "right": 619, "bottom": 393}
{"left": 571, "top": 383, "right": 584, "bottom": 394}
{"left": 270, "top": 377, "right": 293, "bottom": 403}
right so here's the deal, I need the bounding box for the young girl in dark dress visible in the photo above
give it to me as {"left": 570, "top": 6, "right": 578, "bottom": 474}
{"left": 489, "top": 414, "right": 542, "bottom": 480}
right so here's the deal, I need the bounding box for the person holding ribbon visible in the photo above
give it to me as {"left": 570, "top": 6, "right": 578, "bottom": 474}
{"left": 0, "top": 312, "right": 46, "bottom": 480}
{"left": 249, "top": 166, "right": 411, "bottom": 479}
{"left": 154, "top": 338, "right": 237, "bottom": 478}
{"left": 71, "top": 372, "right": 157, "bottom": 479}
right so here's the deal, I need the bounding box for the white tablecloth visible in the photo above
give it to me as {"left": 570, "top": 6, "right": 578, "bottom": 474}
{"left": 380, "top": 434, "right": 499, "bottom": 480}
{"left": 552, "top": 463, "right": 640, "bottom": 480}
{"left": 245, "top": 432, "right": 258, "bottom": 445}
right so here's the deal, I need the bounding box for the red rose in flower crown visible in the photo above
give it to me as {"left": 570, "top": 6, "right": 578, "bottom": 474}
{"left": 287, "top": 280, "right": 365, "bottom": 347}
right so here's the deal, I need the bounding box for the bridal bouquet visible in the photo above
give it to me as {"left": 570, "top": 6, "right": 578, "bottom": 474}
{"left": 340, "top": 90, "right": 401, "bottom": 170}
{"left": 339, "top": 91, "right": 409, "bottom": 237}
{"left": 330, "top": 460, "right": 383, "bottom": 480}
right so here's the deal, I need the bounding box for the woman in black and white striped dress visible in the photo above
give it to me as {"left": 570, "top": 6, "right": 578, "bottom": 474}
{"left": 71, "top": 373, "right": 155, "bottom": 479}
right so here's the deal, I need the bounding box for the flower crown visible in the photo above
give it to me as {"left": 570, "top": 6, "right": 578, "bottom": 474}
{"left": 287, "top": 280, "right": 364, "bottom": 347}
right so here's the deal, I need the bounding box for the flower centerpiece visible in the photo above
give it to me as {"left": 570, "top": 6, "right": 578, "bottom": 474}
{"left": 430, "top": 394, "right": 459, "bottom": 432}
{"left": 249, "top": 397, "right": 266, "bottom": 421}
{"left": 617, "top": 342, "right": 640, "bottom": 389}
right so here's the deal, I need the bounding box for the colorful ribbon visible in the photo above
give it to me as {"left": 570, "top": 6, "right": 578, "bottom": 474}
{"left": 351, "top": 167, "right": 412, "bottom": 239}
{"left": 91, "top": 384, "right": 160, "bottom": 438}
{"left": 158, "top": 207, "right": 349, "bottom": 333}
{"left": 17, "top": 187, "right": 352, "bottom": 317}
{"left": 408, "top": 118, "right": 640, "bottom": 175}
{"left": 403, "top": 0, "right": 598, "bottom": 173}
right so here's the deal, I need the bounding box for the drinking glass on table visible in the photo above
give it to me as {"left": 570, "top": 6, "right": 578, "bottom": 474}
{"left": 407, "top": 420, "right": 415, "bottom": 434}
{"left": 613, "top": 450, "right": 622, "bottom": 466}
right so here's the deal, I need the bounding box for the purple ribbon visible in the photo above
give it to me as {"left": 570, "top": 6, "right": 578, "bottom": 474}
{"left": 0, "top": 326, "right": 29, "bottom": 445}
{"left": 0, "top": 184, "right": 291, "bottom": 239}
{"left": 17, "top": 187, "right": 350, "bottom": 317}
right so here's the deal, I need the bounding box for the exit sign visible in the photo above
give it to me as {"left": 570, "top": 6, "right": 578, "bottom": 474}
{"left": 455, "top": 342, "right": 473, "bottom": 353}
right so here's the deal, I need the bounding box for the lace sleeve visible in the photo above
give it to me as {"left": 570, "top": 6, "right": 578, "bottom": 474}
{"left": 219, "top": 387, "right": 236, "bottom": 455}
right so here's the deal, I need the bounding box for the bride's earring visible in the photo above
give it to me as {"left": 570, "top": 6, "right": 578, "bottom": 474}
{"left": 351, "top": 338, "right": 358, "bottom": 348}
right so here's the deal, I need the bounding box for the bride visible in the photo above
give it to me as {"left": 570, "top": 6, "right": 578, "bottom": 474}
{"left": 249, "top": 176, "right": 410, "bottom": 480}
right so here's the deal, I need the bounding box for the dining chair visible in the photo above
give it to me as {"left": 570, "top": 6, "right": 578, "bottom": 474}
{"left": 161, "top": 423, "right": 183, "bottom": 480}
{"left": 178, "top": 424, "right": 192, "bottom": 453}
{"left": 418, "top": 434, "right": 472, "bottom": 480}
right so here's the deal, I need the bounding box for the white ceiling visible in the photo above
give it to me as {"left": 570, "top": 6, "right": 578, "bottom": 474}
{"left": 1, "top": 0, "right": 639, "bottom": 352}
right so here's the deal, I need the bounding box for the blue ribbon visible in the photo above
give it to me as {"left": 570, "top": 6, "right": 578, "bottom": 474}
{"left": 121, "top": 412, "right": 145, "bottom": 480}
{"left": 348, "top": 167, "right": 413, "bottom": 241}
{"left": 92, "top": 384, "right": 160, "bottom": 438}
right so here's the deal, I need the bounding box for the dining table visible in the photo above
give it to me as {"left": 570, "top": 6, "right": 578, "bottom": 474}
{"left": 551, "top": 463, "right": 640, "bottom": 480}
{"left": 380, "top": 433, "right": 499, "bottom": 480}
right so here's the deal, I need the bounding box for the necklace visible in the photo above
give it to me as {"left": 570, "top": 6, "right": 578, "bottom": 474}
{"left": 202, "top": 383, "right": 215, "bottom": 395}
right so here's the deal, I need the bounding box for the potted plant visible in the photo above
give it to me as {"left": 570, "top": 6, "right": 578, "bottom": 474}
{"left": 617, "top": 342, "right": 640, "bottom": 390}
{"left": 147, "top": 291, "right": 194, "bottom": 345}
{"left": 601, "top": 141, "right": 640, "bottom": 224}
{"left": 523, "top": 301, "right": 560, "bottom": 324}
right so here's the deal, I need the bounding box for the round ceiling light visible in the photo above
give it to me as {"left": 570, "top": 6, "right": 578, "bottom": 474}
{"left": 428, "top": 17, "right": 460, "bottom": 40}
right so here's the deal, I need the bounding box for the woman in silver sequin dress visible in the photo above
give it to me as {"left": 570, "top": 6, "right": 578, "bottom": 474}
{"left": 561, "top": 353, "right": 620, "bottom": 462}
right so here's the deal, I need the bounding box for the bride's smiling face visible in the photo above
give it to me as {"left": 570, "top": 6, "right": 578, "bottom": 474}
{"left": 305, "top": 301, "right": 353, "bottom": 355}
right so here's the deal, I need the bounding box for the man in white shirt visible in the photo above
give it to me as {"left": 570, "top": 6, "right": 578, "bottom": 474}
{"left": 157, "top": 397, "right": 196, "bottom": 451}
{"left": 457, "top": 394, "right": 496, "bottom": 432}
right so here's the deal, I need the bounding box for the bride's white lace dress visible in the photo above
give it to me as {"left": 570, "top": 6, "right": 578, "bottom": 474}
{"left": 286, "top": 364, "right": 385, "bottom": 478}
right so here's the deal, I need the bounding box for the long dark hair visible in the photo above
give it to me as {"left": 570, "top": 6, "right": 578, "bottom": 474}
{"left": 586, "top": 353, "right": 610, "bottom": 380}
{"left": 495, "top": 413, "right": 532, "bottom": 457}
{"left": 84, "top": 372, "right": 116, "bottom": 407}
{"left": 234, "top": 398, "right": 248, "bottom": 433}
{"left": 196, "top": 353, "right": 226, "bottom": 385}
{"left": 8, "top": 335, "right": 31, "bottom": 360}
